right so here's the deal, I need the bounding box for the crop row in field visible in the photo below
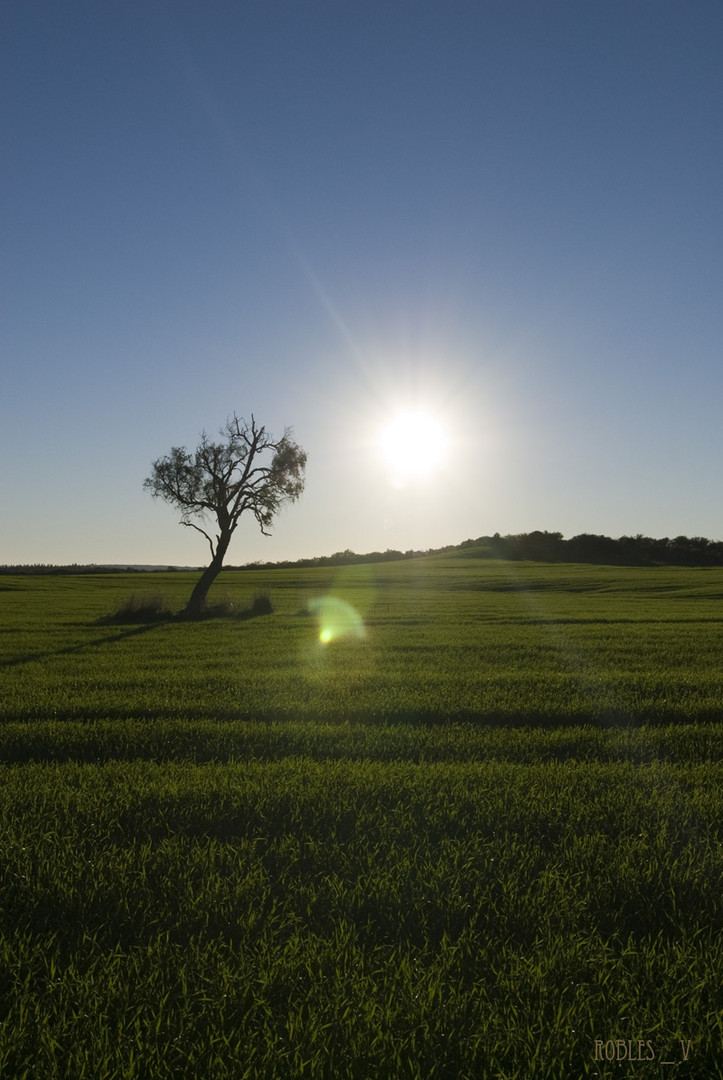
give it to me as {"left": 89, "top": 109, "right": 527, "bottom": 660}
{"left": 1, "top": 717, "right": 723, "bottom": 766}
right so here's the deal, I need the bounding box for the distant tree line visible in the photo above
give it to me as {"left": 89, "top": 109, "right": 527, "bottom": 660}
{"left": 3, "top": 531, "right": 723, "bottom": 575}
{"left": 232, "top": 548, "right": 428, "bottom": 571}
{"left": 221, "top": 531, "right": 723, "bottom": 569}
{"left": 463, "top": 531, "right": 723, "bottom": 567}
{"left": 0, "top": 564, "right": 180, "bottom": 576}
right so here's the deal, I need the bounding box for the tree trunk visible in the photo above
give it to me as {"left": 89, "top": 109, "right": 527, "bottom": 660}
{"left": 183, "top": 534, "right": 231, "bottom": 618}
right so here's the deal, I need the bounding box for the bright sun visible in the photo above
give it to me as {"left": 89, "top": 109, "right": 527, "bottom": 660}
{"left": 379, "top": 410, "right": 448, "bottom": 483}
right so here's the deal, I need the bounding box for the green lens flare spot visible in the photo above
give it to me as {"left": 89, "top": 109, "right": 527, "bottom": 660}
{"left": 308, "top": 597, "right": 365, "bottom": 644}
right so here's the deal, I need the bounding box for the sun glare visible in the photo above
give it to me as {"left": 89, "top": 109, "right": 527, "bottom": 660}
{"left": 379, "top": 410, "right": 448, "bottom": 483}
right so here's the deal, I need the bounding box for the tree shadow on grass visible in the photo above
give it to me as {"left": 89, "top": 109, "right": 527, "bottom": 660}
{"left": 1, "top": 592, "right": 274, "bottom": 670}
{"left": 0, "top": 621, "right": 164, "bottom": 670}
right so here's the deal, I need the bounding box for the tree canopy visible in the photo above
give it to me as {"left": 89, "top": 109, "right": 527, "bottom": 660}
{"left": 144, "top": 414, "right": 306, "bottom": 616}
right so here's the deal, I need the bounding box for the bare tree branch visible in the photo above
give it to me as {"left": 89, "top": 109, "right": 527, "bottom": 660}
{"left": 182, "top": 521, "right": 215, "bottom": 559}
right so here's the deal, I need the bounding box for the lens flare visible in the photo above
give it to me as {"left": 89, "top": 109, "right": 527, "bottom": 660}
{"left": 308, "top": 597, "right": 365, "bottom": 644}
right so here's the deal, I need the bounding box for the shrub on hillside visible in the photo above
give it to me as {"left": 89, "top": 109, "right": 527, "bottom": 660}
{"left": 248, "top": 590, "right": 273, "bottom": 617}
{"left": 109, "top": 593, "right": 174, "bottom": 623}
{"left": 188, "top": 589, "right": 273, "bottom": 620}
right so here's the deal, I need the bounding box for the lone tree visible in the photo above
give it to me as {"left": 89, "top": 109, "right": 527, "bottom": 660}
{"left": 144, "top": 414, "right": 307, "bottom": 617}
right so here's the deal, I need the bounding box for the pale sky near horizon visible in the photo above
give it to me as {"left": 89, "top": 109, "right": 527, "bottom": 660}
{"left": 3, "top": 1, "right": 722, "bottom": 566}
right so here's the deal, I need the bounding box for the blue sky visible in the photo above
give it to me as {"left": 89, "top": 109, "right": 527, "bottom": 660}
{"left": 3, "top": 1, "right": 722, "bottom": 565}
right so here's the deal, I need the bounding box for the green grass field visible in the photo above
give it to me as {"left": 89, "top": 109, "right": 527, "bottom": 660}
{"left": 1, "top": 554, "right": 721, "bottom": 1078}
